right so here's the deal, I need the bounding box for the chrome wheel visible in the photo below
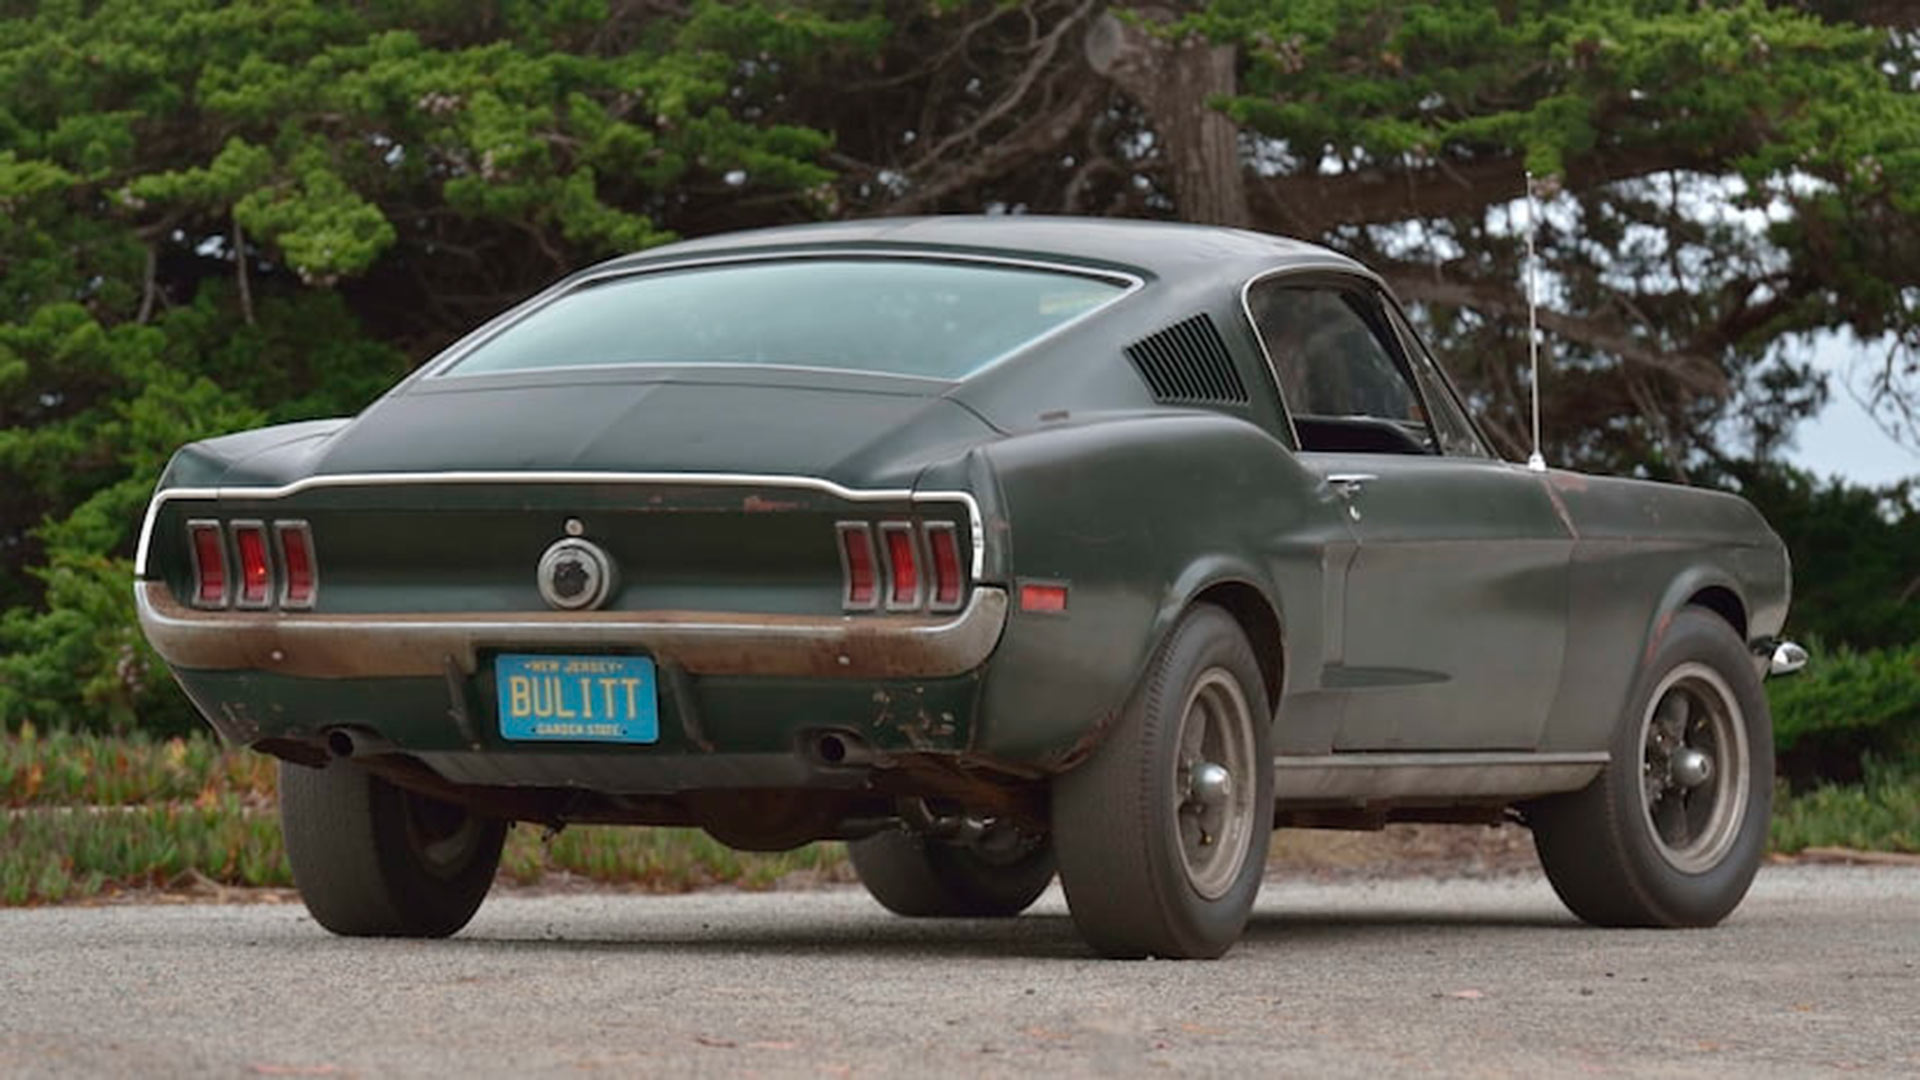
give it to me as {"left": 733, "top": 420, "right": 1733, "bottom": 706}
{"left": 1637, "top": 662, "right": 1750, "bottom": 874}
{"left": 1172, "top": 667, "right": 1257, "bottom": 899}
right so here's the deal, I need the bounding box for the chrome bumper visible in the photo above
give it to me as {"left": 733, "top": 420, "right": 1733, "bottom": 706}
{"left": 135, "top": 581, "right": 1007, "bottom": 680}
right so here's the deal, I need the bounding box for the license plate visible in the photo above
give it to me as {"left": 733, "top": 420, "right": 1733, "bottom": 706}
{"left": 495, "top": 654, "right": 659, "bottom": 744}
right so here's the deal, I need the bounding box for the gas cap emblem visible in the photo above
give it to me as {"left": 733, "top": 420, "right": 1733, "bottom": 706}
{"left": 537, "top": 537, "right": 615, "bottom": 611}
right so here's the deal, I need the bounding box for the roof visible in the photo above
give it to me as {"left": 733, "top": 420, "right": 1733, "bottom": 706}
{"left": 594, "top": 215, "right": 1363, "bottom": 283}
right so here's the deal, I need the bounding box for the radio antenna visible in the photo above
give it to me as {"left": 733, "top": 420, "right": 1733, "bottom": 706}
{"left": 1523, "top": 170, "right": 1547, "bottom": 473}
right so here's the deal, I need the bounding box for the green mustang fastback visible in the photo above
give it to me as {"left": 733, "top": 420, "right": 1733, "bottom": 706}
{"left": 136, "top": 217, "right": 1804, "bottom": 958}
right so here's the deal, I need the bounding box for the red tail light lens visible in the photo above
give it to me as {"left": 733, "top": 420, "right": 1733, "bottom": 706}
{"left": 926, "top": 523, "right": 964, "bottom": 611}
{"left": 276, "top": 522, "right": 316, "bottom": 608}
{"left": 189, "top": 521, "right": 227, "bottom": 607}
{"left": 882, "top": 523, "right": 920, "bottom": 609}
{"left": 232, "top": 522, "right": 271, "bottom": 608}
{"left": 838, "top": 523, "right": 878, "bottom": 610}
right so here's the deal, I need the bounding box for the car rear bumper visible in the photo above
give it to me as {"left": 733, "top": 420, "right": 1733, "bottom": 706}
{"left": 135, "top": 581, "right": 1008, "bottom": 680}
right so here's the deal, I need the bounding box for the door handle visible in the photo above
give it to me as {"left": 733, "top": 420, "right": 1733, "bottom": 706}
{"left": 1326, "top": 472, "right": 1378, "bottom": 494}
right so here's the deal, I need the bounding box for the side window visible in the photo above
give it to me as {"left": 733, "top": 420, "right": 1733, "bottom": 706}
{"left": 1386, "top": 305, "right": 1493, "bottom": 459}
{"left": 1247, "top": 281, "right": 1435, "bottom": 455}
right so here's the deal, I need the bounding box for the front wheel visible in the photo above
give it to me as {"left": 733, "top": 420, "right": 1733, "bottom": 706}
{"left": 1528, "top": 607, "right": 1773, "bottom": 927}
{"left": 279, "top": 760, "right": 506, "bottom": 938}
{"left": 1052, "top": 604, "right": 1274, "bottom": 959}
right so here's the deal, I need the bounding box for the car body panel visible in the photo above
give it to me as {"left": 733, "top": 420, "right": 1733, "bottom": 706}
{"left": 1299, "top": 451, "right": 1574, "bottom": 751}
{"left": 134, "top": 216, "right": 1795, "bottom": 837}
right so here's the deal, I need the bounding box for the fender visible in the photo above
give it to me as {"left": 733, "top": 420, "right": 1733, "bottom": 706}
{"left": 1148, "top": 555, "right": 1289, "bottom": 727}
{"left": 1643, "top": 563, "right": 1749, "bottom": 671}
{"left": 965, "top": 411, "right": 1337, "bottom": 767}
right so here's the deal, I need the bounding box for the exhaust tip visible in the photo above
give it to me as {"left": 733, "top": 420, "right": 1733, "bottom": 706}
{"left": 802, "top": 729, "right": 870, "bottom": 767}
{"left": 325, "top": 729, "right": 357, "bottom": 759}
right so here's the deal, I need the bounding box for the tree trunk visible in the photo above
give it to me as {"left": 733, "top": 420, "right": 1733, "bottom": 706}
{"left": 1085, "top": 8, "right": 1250, "bottom": 227}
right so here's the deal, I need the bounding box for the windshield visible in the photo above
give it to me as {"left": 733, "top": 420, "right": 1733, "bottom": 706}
{"left": 446, "top": 258, "right": 1129, "bottom": 380}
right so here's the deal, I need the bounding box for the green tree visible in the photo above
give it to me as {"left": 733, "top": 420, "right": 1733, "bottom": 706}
{"left": 0, "top": 0, "right": 878, "bottom": 730}
{"left": 1, "top": 1, "right": 1916, "bottom": 732}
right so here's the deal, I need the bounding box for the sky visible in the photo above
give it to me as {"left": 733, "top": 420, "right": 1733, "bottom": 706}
{"left": 1783, "top": 343, "right": 1920, "bottom": 488}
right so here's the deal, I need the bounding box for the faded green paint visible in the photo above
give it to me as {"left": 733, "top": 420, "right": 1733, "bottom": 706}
{"left": 137, "top": 218, "right": 1792, "bottom": 816}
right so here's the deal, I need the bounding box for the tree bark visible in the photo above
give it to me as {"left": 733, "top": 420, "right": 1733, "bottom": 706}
{"left": 1085, "top": 9, "right": 1251, "bottom": 227}
{"left": 233, "top": 213, "right": 255, "bottom": 327}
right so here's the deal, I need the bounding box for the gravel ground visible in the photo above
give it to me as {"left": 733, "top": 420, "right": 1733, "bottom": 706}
{"left": 2, "top": 863, "right": 1916, "bottom": 1078}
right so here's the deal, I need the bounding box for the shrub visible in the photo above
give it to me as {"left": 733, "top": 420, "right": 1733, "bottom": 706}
{"left": 1769, "top": 639, "right": 1920, "bottom": 788}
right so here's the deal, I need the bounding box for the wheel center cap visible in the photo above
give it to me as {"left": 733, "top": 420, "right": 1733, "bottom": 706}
{"left": 1189, "top": 762, "right": 1233, "bottom": 809}
{"left": 1669, "top": 747, "right": 1714, "bottom": 789}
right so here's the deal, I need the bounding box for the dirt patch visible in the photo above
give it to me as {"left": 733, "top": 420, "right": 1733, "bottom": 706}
{"left": 1267, "top": 823, "right": 1542, "bottom": 880}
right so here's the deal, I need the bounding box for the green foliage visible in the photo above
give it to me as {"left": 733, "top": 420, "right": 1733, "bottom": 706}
{"left": 1, "top": 723, "right": 274, "bottom": 806}
{"left": 2, "top": 799, "right": 290, "bottom": 904}
{"left": 0, "top": 0, "right": 870, "bottom": 734}
{"left": 0, "top": 1, "right": 1914, "bottom": 738}
{"left": 1768, "top": 638, "right": 1920, "bottom": 784}
{"left": 0, "top": 729, "right": 849, "bottom": 904}
{"left": 1709, "top": 458, "right": 1920, "bottom": 650}
{"left": 1770, "top": 758, "right": 1920, "bottom": 854}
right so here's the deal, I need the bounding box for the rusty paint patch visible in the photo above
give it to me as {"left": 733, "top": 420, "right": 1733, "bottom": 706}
{"left": 1644, "top": 610, "right": 1673, "bottom": 667}
{"left": 1540, "top": 480, "right": 1579, "bottom": 539}
{"left": 868, "top": 685, "right": 957, "bottom": 749}
{"left": 1039, "top": 708, "right": 1120, "bottom": 772}
{"left": 137, "top": 582, "right": 1007, "bottom": 681}
{"left": 1546, "top": 469, "right": 1590, "bottom": 493}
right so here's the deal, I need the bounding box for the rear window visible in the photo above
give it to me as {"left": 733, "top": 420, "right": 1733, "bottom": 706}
{"left": 446, "top": 258, "right": 1129, "bottom": 380}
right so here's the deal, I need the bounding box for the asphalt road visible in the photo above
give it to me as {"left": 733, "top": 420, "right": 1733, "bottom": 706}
{"left": 2, "top": 866, "right": 1916, "bottom": 1078}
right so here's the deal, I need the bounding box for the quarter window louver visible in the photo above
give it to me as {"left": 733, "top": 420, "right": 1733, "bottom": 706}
{"left": 1125, "top": 314, "right": 1249, "bottom": 405}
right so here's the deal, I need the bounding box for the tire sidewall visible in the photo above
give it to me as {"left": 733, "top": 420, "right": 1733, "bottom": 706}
{"left": 1131, "top": 607, "right": 1275, "bottom": 956}
{"left": 1607, "top": 609, "right": 1773, "bottom": 926}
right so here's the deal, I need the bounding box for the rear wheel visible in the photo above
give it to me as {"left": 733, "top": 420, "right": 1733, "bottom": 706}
{"left": 1529, "top": 607, "right": 1772, "bottom": 927}
{"left": 1052, "top": 605, "right": 1273, "bottom": 959}
{"left": 848, "top": 822, "right": 1055, "bottom": 918}
{"left": 279, "top": 760, "right": 506, "bottom": 938}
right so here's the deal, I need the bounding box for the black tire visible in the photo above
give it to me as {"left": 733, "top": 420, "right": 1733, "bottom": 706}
{"left": 279, "top": 760, "right": 507, "bottom": 938}
{"left": 1529, "top": 607, "right": 1773, "bottom": 928}
{"left": 1052, "top": 604, "right": 1274, "bottom": 959}
{"left": 848, "top": 825, "right": 1055, "bottom": 918}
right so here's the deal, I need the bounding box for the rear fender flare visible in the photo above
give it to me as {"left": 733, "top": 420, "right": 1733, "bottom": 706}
{"left": 1144, "top": 556, "right": 1288, "bottom": 733}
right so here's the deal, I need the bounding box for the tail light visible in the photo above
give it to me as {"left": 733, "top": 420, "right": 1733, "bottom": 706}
{"left": 181, "top": 519, "right": 318, "bottom": 610}
{"left": 276, "top": 521, "right": 316, "bottom": 608}
{"left": 232, "top": 522, "right": 272, "bottom": 608}
{"left": 880, "top": 523, "right": 921, "bottom": 610}
{"left": 840, "top": 518, "right": 969, "bottom": 613}
{"left": 838, "top": 523, "right": 878, "bottom": 610}
{"left": 188, "top": 520, "right": 227, "bottom": 608}
{"left": 925, "top": 523, "right": 963, "bottom": 612}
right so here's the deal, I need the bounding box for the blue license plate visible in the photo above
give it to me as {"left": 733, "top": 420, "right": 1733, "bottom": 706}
{"left": 495, "top": 653, "right": 659, "bottom": 744}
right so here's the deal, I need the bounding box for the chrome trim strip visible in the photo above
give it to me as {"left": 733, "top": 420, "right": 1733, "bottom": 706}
{"left": 135, "top": 472, "right": 986, "bottom": 582}
{"left": 1236, "top": 258, "right": 1378, "bottom": 451}
{"left": 1272, "top": 751, "right": 1609, "bottom": 803}
{"left": 421, "top": 249, "right": 1147, "bottom": 381}
{"left": 1273, "top": 751, "right": 1610, "bottom": 769}
{"left": 135, "top": 581, "right": 1008, "bottom": 681}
